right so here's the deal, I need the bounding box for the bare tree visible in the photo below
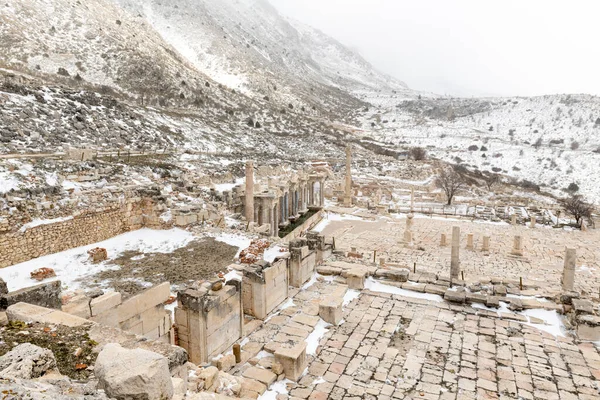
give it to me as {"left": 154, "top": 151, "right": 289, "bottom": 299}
{"left": 560, "top": 194, "right": 594, "bottom": 228}
{"left": 484, "top": 173, "right": 501, "bottom": 191}
{"left": 409, "top": 147, "right": 427, "bottom": 161}
{"left": 436, "top": 167, "right": 467, "bottom": 205}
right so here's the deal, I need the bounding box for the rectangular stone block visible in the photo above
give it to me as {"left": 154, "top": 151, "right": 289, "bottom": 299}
{"left": 319, "top": 297, "right": 343, "bottom": 325}
{"left": 7, "top": 303, "right": 89, "bottom": 327}
{"left": 275, "top": 343, "right": 307, "bottom": 382}
{"left": 346, "top": 269, "right": 366, "bottom": 290}
{"left": 444, "top": 290, "right": 466, "bottom": 304}
{"left": 90, "top": 292, "right": 122, "bottom": 317}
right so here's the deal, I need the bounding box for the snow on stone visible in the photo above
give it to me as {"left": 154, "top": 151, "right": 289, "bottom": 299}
{"left": 312, "top": 212, "right": 367, "bottom": 233}
{"left": 364, "top": 277, "right": 444, "bottom": 302}
{"left": 258, "top": 379, "right": 294, "bottom": 400}
{"left": 19, "top": 216, "right": 74, "bottom": 232}
{"left": 213, "top": 177, "right": 244, "bottom": 193}
{"left": 0, "top": 228, "right": 194, "bottom": 292}
{"left": 263, "top": 245, "right": 287, "bottom": 263}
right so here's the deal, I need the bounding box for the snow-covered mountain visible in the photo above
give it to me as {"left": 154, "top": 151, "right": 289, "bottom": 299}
{"left": 112, "top": 0, "right": 410, "bottom": 111}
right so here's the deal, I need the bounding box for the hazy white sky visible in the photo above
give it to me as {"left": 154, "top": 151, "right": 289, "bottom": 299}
{"left": 270, "top": 0, "right": 600, "bottom": 97}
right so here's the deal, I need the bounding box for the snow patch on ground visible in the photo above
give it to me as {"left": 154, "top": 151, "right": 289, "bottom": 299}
{"left": 0, "top": 228, "right": 194, "bottom": 292}
{"left": 305, "top": 319, "right": 331, "bottom": 355}
{"left": 343, "top": 289, "right": 361, "bottom": 307}
{"left": 364, "top": 277, "right": 444, "bottom": 302}
{"left": 258, "top": 379, "right": 294, "bottom": 400}
{"left": 212, "top": 233, "right": 252, "bottom": 258}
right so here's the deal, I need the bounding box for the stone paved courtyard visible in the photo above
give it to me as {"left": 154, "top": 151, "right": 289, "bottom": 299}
{"left": 239, "top": 276, "right": 600, "bottom": 400}
{"left": 319, "top": 212, "right": 600, "bottom": 297}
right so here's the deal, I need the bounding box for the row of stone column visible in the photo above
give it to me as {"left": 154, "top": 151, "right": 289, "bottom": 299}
{"left": 446, "top": 226, "right": 578, "bottom": 291}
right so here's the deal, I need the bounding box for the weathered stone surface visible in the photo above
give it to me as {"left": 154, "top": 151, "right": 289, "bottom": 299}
{"left": 0, "top": 281, "right": 62, "bottom": 310}
{"left": 572, "top": 299, "right": 594, "bottom": 315}
{"left": 242, "top": 366, "right": 277, "bottom": 386}
{"left": 319, "top": 297, "right": 343, "bottom": 325}
{"left": 346, "top": 269, "right": 366, "bottom": 290}
{"left": 0, "top": 278, "right": 8, "bottom": 296}
{"left": 375, "top": 268, "right": 409, "bottom": 282}
{"left": 275, "top": 343, "right": 307, "bottom": 381}
{"left": 90, "top": 292, "right": 122, "bottom": 317}
{"left": 216, "top": 354, "right": 236, "bottom": 371}
{"left": 95, "top": 343, "right": 174, "bottom": 400}
{"left": 198, "top": 366, "right": 219, "bottom": 389}
{"left": 444, "top": 290, "right": 466, "bottom": 304}
{"left": 0, "top": 343, "right": 57, "bottom": 379}
{"left": 7, "top": 302, "right": 90, "bottom": 327}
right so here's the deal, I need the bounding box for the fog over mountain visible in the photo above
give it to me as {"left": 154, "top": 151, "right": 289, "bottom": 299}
{"left": 271, "top": 0, "right": 600, "bottom": 97}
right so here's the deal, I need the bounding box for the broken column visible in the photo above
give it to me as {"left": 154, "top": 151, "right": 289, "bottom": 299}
{"left": 440, "top": 234, "right": 447, "bottom": 247}
{"left": 511, "top": 236, "right": 524, "bottom": 256}
{"left": 530, "top": 216, "right": 536, "bottom": 228}
{"left": 562, "top": 248, "right": 576, "bottom": 292}
{"left": 242, "top": 260, "right": 289, "bottom": 319}
{"left": 466, "top": 233, "right": 474, "bottom": 250}
{"left": 511, "top": 214, "right": 517, "bottom": 225}
{"left": 343, "top": 145, "right": 352, "bottom": 207}
{"left": 175, "top": 281, "right": 243, "bottom": 365}
{"left": 450, "top": 226, "right": 460, "bottom": 279}
{"left": 482, "top": 236, "right": 490, "bottom": 252}
{"left": 410, "top": 186, "right": 415, "bottom": 213}
{"left": 403, "top": 213, "right": 414, "bottom": 246}
{"left": 245, "top": 161, "right": 254, "bottom": 223}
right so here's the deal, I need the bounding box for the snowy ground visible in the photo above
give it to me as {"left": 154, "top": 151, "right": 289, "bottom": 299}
{"left": 0, "top": 228, "right": 194, "bottom": 292}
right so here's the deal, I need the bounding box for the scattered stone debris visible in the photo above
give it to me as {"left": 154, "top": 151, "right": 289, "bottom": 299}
{"left": 30, "top": 267, "right": 56, "bottom": 281}
{"left": 87, "top": 247, "right": 108, "bottom": 263}
{"left": 239, "top": 239, "right": 271, "bottom": 264}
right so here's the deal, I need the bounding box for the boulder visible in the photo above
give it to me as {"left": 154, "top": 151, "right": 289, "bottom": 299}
{"left": 0, "top": 343, "right": 57, "bottom": 379}
{"left": 95, "top": 343, "right": 174, "bottom": 400}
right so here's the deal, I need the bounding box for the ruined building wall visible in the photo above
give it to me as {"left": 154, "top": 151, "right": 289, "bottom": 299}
{"left": 0, "top": 198, "right": 163, "bottom": 268}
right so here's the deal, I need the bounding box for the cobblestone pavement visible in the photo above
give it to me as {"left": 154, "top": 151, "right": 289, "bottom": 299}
{"left": 319, "top": 213, "right": 600, "bottom": 297}
{"left": 241, "top": 277, "right": 600, "bottom": 400}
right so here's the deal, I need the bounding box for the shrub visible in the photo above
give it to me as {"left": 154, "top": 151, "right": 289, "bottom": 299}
{"left": 480, "top": 146, "right": 488, "bottom": 151}
{"left": 409, "top": 147, "right": 427, "bottom": 161}
{"left": 567, "top": 182, "right": 579, "bottom": 193}
{"left": 468, "top": 145, "right": 479, "bottom": 151}
{"left": 571, "top": 141, "right": 580, "bottom": 150}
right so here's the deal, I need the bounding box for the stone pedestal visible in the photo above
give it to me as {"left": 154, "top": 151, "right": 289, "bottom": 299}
{"left": 175, "top": 281, "right": 243, "bottom": 365}
{"left": 450, "top": 226, "right": 460, "bottom": 279}
{"left": 511, "top": 214, "right": 517, "bottom": 225}
{"left": 482, "top": 236, "right": 490, "bottom": 252}
{"left": 289, "top": 239, "right": 316, "bottom": 287}
{"left": 562, "top": 248, "right": 576, "bottom": 291}
{"left": 242, "top": 260, "right": 288, "bottom": 320}
{"left": 275, "top": 343, "right": 307, "bottom": 382}
{"left": 530, "top": 216, "right": 536, "bottom": 228}
{"left": 346, "top": 270, "right": 366, "bottom": 290}
{"left": 440, "top": 234, "right": 447, "bottom": 247}
{"left": 319, "top": 298, "right": 343, "bottom": 325}
{"left": 511, "top": 236, "right": 523, "bottom": 256}
{"left": 466, "top": 233, "right": 474, "bottom": 250}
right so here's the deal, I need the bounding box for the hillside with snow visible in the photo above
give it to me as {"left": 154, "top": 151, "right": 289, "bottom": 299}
{"left": 112, "top": 0, "right": 411, "bottom": 112}
{"left": 359, "top": 94, "right": 600, "bottom": 202}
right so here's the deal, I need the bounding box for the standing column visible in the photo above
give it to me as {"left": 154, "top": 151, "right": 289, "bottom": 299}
{"left": 562, "top": 248, "right": 576, "bottom": 291}
{"left": 450, "top": 226, "right": 460, "bottom": 279}
{"left": 245, "top": 161, "right": 254, "bottom": 223}
{"left": 344, "top": 146, "right": 352, "bottom": 207}
{"left": 410, "top": 186, "right": 415, "bottom": 213}
{"left": 511, "top": 236, "right": 523, "bottom": 256}
{"left": 274, "top": 205, "right": 279, "bottom": 237}
{"left": 319, "top": 180, "right": 325, "bottom": 207}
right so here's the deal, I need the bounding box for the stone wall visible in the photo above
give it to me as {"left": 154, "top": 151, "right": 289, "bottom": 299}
{"left": 242, "top": 259, "right": 289, "bottom": 320}
{"left": 0, "top": 197, "right": 163, "bottom": 268}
